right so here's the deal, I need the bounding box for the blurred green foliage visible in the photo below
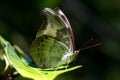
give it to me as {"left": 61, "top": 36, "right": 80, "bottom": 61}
{"left": 0, "top": 0, "right": 120, "bottom": 80}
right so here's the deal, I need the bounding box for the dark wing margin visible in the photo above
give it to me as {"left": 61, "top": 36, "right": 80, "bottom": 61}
{"left": 54, "top": 7, "right": 75, "bottom": 51}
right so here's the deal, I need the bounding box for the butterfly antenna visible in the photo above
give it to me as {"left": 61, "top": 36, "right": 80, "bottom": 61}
{"left": 74, "top": 38, "right": 102, "bottom": 54}
{"left": 80, "top": 38, "right": 93, "bottom": 48}
{"left": 79, "top": 43, "right": 103, "bottom": 51}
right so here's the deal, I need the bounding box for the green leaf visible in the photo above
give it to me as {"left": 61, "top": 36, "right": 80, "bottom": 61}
{"left": 42, "top": 66, "right": 81, "bottom": 80}
{"left": 0, "top": 35, "right": 81, "bottom": 80}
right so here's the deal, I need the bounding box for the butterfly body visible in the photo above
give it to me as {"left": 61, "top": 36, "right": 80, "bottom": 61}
{"left": 30, "top": 8, "right": 78, "bottom": 68}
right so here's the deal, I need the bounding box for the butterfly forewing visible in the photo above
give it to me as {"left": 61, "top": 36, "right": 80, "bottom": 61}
{"left": 37, "top": 8, "right": 74, "bottom": 52}
{"left": 30, "top": 8, "right": 75, "bottom": 68}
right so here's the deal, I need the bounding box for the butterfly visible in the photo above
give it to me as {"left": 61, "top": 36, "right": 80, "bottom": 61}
{"left": 30, "top": 7, "right": 79, "bottom": 69}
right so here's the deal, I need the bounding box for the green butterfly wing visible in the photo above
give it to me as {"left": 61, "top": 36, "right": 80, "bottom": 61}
{"left": 36, "top": 8, "right": 74, "bottom": 51}
{"left": 30, "top": 8, "right": 75, "bottom": 68}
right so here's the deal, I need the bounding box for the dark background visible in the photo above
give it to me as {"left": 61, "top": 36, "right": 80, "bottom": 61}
{"left": 0, "top": 0, "right": 120, "bottom": 80}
